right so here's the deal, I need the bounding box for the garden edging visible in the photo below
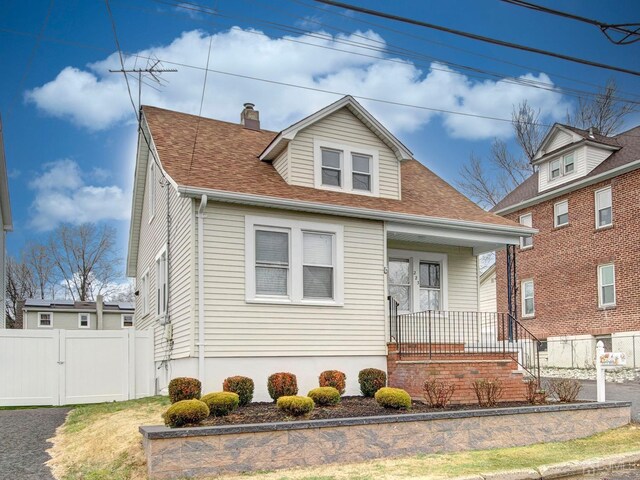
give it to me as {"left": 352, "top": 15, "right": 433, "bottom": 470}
{"left": 140, "top": 401, "right": 631, "bottom": 479}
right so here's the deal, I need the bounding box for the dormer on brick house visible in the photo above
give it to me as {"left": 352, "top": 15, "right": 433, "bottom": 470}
{"left": 532, "top": 124, "right": 621, "bottom": 193}
{"left": 259, "top": 96, "right": 413, "bottom": 200}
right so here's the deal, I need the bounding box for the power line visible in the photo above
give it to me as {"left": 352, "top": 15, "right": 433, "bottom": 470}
{"left": 313, "top": 0, "right": 640, "bottom": 77}
{"left": 501, "top": 0, "right": 640, "bottom": 45}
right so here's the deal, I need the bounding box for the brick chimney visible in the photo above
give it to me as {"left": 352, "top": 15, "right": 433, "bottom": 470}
{"left": 240, "top": 103, "right": 260, "bottom": 130}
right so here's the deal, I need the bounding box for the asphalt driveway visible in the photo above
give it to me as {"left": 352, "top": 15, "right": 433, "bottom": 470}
{"left": 577, "top": 380, "right": 640, "bottom": 422}
{"left": 0, "top": 407, "right": 70, "bottom": 479}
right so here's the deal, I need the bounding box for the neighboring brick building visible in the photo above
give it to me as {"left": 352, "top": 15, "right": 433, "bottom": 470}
{"left": 492, "top": 123, "right": 640, "bottom": 366}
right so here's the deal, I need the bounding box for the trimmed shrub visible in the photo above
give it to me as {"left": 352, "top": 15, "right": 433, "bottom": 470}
{"left": 163, "top": 399, "right": 209, "bottom": 428}
{"left": 524, "top": 377, "right": 547, "bottom": 405}
{"left": 168, "top": 377, "right": 201, "bottom": 403}
{"left": 358, "top": 368, "right": 386, "bottom": 397}
{"left": 223, "top": 376, "right": 254, "bottom": 406}
{"left": 472, "top": 378, "right": 504, "bottom": 407}
{"left": 375, "top": 387, "right": 411, "bottom": 410}
{"left": 318, "top": 370, "right": 346, "bottom": 395}
{"left": 276, "top": 395, "right": 315, "bottom": 416}
{"left": 200, "top": 392, "right": 240, "bottom": 417}
{"left": 423, "top": 378, "right": 456, "bottom": 408}
{"left": 267, "top": 372, "right": 298, "bottom": 401}
{"left": 308, "top": 387, "right": 341, "bottom": 406}
{"left": 546, "top": 378, "right": 582, "bottom": 403}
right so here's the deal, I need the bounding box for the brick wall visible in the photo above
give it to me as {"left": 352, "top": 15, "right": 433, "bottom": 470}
{"left": 387, "top": 345, "right": 528, "bottom": 404}
{"left": 496, "top": 168, "right": 640, "bottom": 339}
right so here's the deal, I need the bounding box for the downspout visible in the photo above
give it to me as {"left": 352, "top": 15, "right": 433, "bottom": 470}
{"left": 196, "top": 194, "right": 208, "bottom": 385}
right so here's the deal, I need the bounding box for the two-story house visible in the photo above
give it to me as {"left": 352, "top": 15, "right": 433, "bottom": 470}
{"left": 0, "top": 116, "right": 12, "bottom": 330}
{"left": 127, "top": 96, "right": 536, "bottom": 401}
{"left": 493, "top": 123, "right": 640, "bottom": 367}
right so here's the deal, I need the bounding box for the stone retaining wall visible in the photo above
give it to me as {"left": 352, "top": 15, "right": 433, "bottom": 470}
{"left": 140, "top": 401, "right": 630, "bottom": 479}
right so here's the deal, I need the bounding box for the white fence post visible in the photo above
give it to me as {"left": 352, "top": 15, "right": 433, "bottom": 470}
{"left": 596, "top": 340, "right": 605, "bottom": 402}
{"left": 57, "top": 329, "right": 66, "bottom": 406}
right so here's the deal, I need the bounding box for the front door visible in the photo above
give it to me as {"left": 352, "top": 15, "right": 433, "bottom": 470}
{"left": 388, "top": 250, "right": 447, "bottom": 313}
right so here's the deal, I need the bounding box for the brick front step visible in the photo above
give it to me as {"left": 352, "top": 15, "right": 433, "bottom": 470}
{"left": 387, "top": 343, "right": 529, "bottom": 405}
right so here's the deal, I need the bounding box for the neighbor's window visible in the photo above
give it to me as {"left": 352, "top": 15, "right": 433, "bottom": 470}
{"left": 419, "top": 261, "right": 441, "bottom": 311}
{"left": 563, "top": 153, "right": 575, "bottom": 174}
{"left": 521, "top": 280, "right": 535, "bottom": 317}
{"left": 595, "top": 187, "right": 612, "bottom": 229}
{"left": 519, "top": 213, "right": 533, "bottom": 249}
{"left": 550, "top": 159, "right": 561, "bottom": 179}
{"left": 255, "top": 229, "right": 290, "bottom": 297}
{"left": 156, "top": 248, "right": 168, "bottom": 316}
{"left": 554, "top": 200, "right": 569, "bottom": 227}
{"left": 302, "top": 232, "right": 335, "bottom": 299}
{"left": 598, "top": 264, "right": 616, "bottom": 307}
{"left": 122, "top": 314, "right": 134, "bottom": 328}
{"left": 78, "top": 313, "right": 90, "bottom": 328}
{"left": 149, "top": 162, "right": 156, "bottom": 219}
{"left": 321, "top": 148, "right": 342, "bottom": 187}
{"left": 351, "top": 153, "right": 372, "bottom": 192}
{"left": 38, "top": 312, "right": 52, "bottom": 328}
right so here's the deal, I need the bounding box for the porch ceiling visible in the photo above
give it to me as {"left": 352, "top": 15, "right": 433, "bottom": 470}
{"left": 386, "top": 222, "right": 521, "bottom": 255}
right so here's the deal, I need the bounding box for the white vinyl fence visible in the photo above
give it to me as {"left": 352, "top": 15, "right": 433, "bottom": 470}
{"left": 0, "top": 329, "right": 154, "bottom": 406}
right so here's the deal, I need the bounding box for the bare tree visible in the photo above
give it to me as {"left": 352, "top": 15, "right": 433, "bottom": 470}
{"left": 512, "top": 100, "right": 545, "bottom": 162}
{"left": 22, "top": 242, "right": 57, "bottom": 299}
{"left": 48, "top": 223, "right": 120, "bottom": 301}
{"left": 566, "top": 79, "right": 634, "bottom": 136}
{"left": 5, "top": 256, "right": 36, "bottom": 327}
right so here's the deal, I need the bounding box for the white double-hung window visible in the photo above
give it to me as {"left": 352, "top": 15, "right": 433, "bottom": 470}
{"left": 595, "top": 187, "right": 612, "bottom": 228}
{"left": 521, "top": 280, "right": 535, "bottom": 317}
{"left": 246, "top": 216, "right": 343, "bottom": 305}
{"left": 78, "top": 312, "right": 90, "bottom": 328}
{"left": 140, "top": 270, "right": 149, "bottom": 316}
{"left": 320, "top": 148, "right": 342, "bottom": 187}
{"left": 156, "top": 247, "right": 168, "bottom": 317}
{"left": 519, "top": 213, "right": 533, "bottom": 249}
{"left": 554, "top": 200, "right": 569, "bottom": 227}
{"left": 351, "top": 153, "right": 372, "bottom": 192}
{"left": 314, "top": 139, "right": 378, "bottom": 195}
{"left": 598, "top": 264, "right": 616, "bottom": 307}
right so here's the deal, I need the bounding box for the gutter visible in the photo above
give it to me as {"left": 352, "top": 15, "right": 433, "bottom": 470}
{"left": 494, "top": 158, "right": 640, "bottom": 215}
{"left": 196, "top": 194, "right": 208, "bottom": 385}
{"left": 178, "top": 186, "right": 536, "bottom": 238}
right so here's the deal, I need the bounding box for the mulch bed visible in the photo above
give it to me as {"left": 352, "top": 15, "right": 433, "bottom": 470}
{"left": 199, "top": 396, "right": 549, "bottom": 427}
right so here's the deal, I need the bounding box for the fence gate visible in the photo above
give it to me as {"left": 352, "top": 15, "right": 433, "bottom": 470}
{"left": 0, "top": 329, "right": 154, "bottom": 407}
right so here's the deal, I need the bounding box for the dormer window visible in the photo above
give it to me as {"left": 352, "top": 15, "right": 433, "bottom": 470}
{"left": 550, "top": 159, "right": 561, "bottom": 179}
{"left": 352, "top": 153, "right": 371, "bottom": 192}
{"left": 321, "top": 148, "right": 342, "bottom": 187}
{"left": 314, "top": 139, "right": 379, "bottom": 196}
{"left": 563, "top": 153, "right": 574, "bottom": 174}
{"left": 550, "top": 153, "right": 575, "bottom": 181}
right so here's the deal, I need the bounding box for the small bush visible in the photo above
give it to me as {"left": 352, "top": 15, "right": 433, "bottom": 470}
{"left": 223, "top": 376, "right": 254, "bottom": 406}
{"left": 423, "top": 378, "right": 456, "bottom": 408}
{"left": 472, "top": 378, "right": 504, "bottom": 407}
{"left": 308, "top": 387, "right": 341, "bottom": 406}
{"left": 267, "top": 372, "right": 298, "bottom": 401}
{"left": 163, "top": 399, "right": 209, "bottom": 428}
{"left": 319, "top": 370, "right": 346, "bottom": 395}
{"left": 358, "top": 368, "right": 386, "bottom": 397}
{"left": 168, "top": 377, "right": 201, "bottom": 403}
{"left": 276, "top": 395, "right": 314, "bottom": 416}
{"left": 524, "top": 378, "right": 547, "bottom": 405}
{"left": 546, "top": 378, "right": 582, "bottom": 403}
{"left": 200, "top": 392, "right": 240, "bottom": 416}
{"left": 375, "top": 387, "right": 412, "bottom": 410}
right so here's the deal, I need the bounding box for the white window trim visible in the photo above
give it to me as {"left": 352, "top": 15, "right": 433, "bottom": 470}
{"left": 140, "top": 269, "right": 150, "bottom": 317}
{"left": 78, "top": 312, "right": 91, "bottom": 329}
{"left": 594, "top": 186, "right": 613, "bottom": 229}
{"left": 563, "top": 153, "right": 575, "bottom": 174}
{"left": 38, "top": 312, "right": 53, "bottom": 328}
{"left": 155, "top": 245, "right": 168, "bottom": 319}
{"left": 313, "top": 138, "right": 380, "bottom": 196}
{"left": 549, "top": 153, "right": 576, "bottom": 182}
{"left": 148, "top": 161, "right": 156, "bottom": 223}
{"left": 387, "top": 249, "right": 448, "bottom": 313}
{"left": 521, "top": 279, "right": 535, "bottom": 318}
{"left": 121, "top": 313, "right": 134, "bottom": 328}
{"left": 245, "top": 215, "right": 344, "bottom": 306}
{"left": 519, "top": 213, "right": 533, "bottom": 249}
{"left": 554, "top": 200, "right": 569, "bottom": 227}
{"left": 597, "top": 263, "right": 616, "bottom": 308}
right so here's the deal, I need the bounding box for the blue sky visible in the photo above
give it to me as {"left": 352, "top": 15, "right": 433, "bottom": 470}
{"left": 1, "top": 0, "right": 639, "bottom": 282}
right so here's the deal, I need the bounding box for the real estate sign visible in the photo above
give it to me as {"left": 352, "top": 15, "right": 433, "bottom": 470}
{"left": 599, "top": 352, "right": 627, "bottom": 367}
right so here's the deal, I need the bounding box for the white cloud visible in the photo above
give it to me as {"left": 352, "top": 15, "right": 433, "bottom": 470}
{"left": 25, "top": 27, "right": 568, "bottom": 139}
{"left": 29, "top": 159, "right": 130, "bottom": 231}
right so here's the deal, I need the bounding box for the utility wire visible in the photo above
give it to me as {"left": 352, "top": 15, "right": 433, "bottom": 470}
{"left": 501, "top": 0, "right": 640, "bottom": 45}
{"left": 313, "top": 0, "right": 640, "bottom": 77}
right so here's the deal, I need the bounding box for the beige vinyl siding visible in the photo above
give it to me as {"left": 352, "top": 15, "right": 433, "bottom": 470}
{"left": 479, "top": 271, "right": 497, "bottom": 312}
{"left": 134, "top": 150, "right": 194, "bottom": 361}
{"left": 197, "top": 201, "right": 386, "bottom": 357}
{"left": 585, "top": 145, "right": 612, "bottom": 174}
{"left": 387, "top": 241, "right": 479, "bottom": 311}
{"left": 288, "top": 107, "right": 401, "bottom": 199}
{"left": 546, "top": 130, "right": 573, "bottom": 152}
{"left": 272, "top": 147, "right": 289, "bottom": 182}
